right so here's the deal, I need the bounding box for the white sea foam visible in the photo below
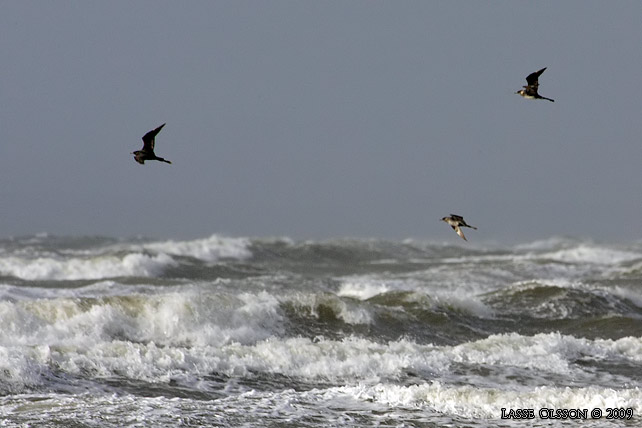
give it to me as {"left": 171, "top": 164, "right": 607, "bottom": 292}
{"left": 189, "top": 333, "right": 640, "bottom": 383}
{"left": 0, "top": 253, "right": 176, "bottom": 281}
{"left": 0, "top": 345, "right": 49, "bottom": 394}
{"left": 337, "top": 275, "right": 494, "bottom": 318}
{"left": 0, "top": 235, "right": 252, "bottom": 280}
{"left": 42, "top": 337, "right": 442, "bottom": 386}
{"left": 541, "top": 245, "right": 641, "bottom": 265}
{"left": 456, "top": 240, "right": 642, "bottom": 278}
{"left": 2, "top": 270, "right": 640, "bottom": 388}
{"left": 343, "top": 381, "right": 642, "bottom": 420}
{"left": 143, "top": 234, "right": 252, "bottom": 263}
{"left": 607, "top": 285, "right": 642, "bottom": 308}
{"left": 455, "top": 332, "right": 642, "bottom": 369}
{"left": 444, "top": 243, "right": 642, "bottom": 286}
{"left": 1, "top": 308, "right": 641, "bottom": 397}
{"left": 514, "top": 236, "right": 579, "bottom": 251}
{"left": 443, "top": 245, "right": 642, "bottom": 285}
{"left": 2, "top": 384, "right": 638, "bottom": 427}
{"left": 2, "top": 235, "right": 640, "bottom": 426}
{"left": 0, "top": 288, "right": 283, "bottom": 349}
{"left": 286, "top": 292, "right": 374, "bottom": 325}
{"left": 337, "top": 281, "right": 391, "bottom": 300}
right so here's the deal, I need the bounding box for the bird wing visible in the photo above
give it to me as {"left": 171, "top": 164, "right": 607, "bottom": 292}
{"left": 452, "top": 225, "right": 467, "bottom": 241}
{"left": 141, "top": 123, "right": 166, "bottom": 151}
{"left": 525, "top": 67, "right": 546, "bottom": 87}
{"left": 450, "top": 214, "right": 464, "bottom": 222}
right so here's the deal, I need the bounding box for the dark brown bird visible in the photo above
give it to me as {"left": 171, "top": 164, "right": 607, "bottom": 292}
{"left": 132, "top": 123, "right": 172, "bottom": 164}
{"left": 515, "top": 67, "right": 554, "bottom": 102}
{"left": 441, "top": 214, "right": 477, "bottom": 241}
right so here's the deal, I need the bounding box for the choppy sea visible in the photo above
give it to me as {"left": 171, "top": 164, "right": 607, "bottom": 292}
{"left": 0, "top": 234, "right": 640, "bottom": 427}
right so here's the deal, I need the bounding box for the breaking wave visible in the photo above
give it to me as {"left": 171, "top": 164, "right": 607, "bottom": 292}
{"left": 0, "top": 235, "right": 251, "bottom": 280}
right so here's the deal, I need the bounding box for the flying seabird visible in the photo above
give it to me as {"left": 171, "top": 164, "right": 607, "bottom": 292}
{"left": 515, "top": 67, "right": 554, "bottom": 102}
{"left": 132, "top": 123, "right": 172, "bottom": 164}
{"left": 441, "top": 214, "right": 477, "bottom": 241}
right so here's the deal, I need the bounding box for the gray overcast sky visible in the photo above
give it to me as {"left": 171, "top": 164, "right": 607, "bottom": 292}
{"left": 1, "top": 1, "right": 641, "bottom": 243}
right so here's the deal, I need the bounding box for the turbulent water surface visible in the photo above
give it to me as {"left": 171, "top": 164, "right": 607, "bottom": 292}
{"left": 0, "top": 234, "right": 640, "bottom": 427}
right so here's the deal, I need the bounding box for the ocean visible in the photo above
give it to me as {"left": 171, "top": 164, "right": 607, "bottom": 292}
{"left": 0, "top": 234, "right": 640, "bottom": 427}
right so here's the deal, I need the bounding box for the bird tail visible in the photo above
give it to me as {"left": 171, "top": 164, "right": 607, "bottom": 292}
{"left": 543, "top": 96, "right": 554, "bottom": 102}
{"left": 160, "top": 158, "right": 172, "bottom": 164}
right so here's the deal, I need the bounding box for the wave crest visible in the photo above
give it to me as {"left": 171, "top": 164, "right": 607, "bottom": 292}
{"left": 0, "top": 234, "right": 251, "bottom": 280}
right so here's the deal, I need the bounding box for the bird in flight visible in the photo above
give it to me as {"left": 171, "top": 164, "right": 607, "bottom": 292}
{"left": 515, "top": 67, "right": 554, "bottom": 102}
{"left": 132, "top": 123, "right": 172, "bottom": 164}
{"left": 441, "top": 214, "right": 477, "bottom": 241}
